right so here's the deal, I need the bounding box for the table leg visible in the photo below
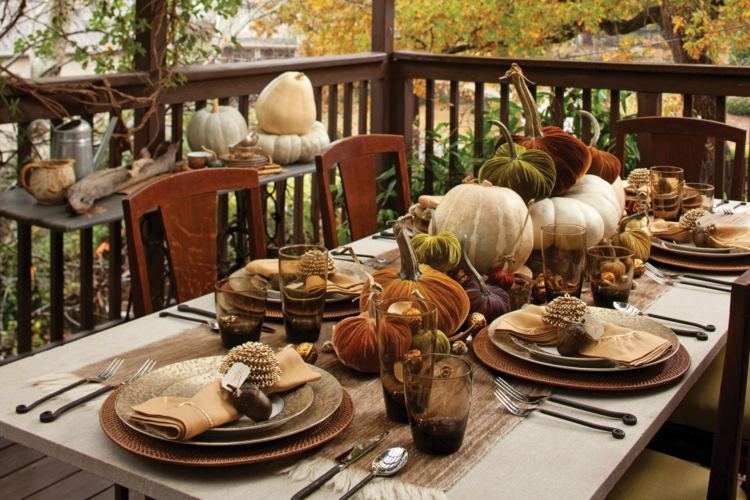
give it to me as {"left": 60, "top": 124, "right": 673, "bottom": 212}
{"left": 274, "top": 180, "right": 287, "bottom": 249}
{"left": 311, "top": 172, "right": 320, "bottom": 243}
{"left": 50, "top": 230, "right": 64, "bottom": 342}
{"left": 293, "top": 176, "right": 305, "bottom": 244}
{"left": 16, "top": 222, "right": 32, "bottom": 353}
{"left": 80, "top": 228, "right": 94, "bottom": 330}
{"left": 108, "top": 221, "right": 122, "bottom": 321}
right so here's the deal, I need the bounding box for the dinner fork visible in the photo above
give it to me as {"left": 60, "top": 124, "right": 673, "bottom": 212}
{"left": 644, "top": 262, "right": 734, "bottom": 288}
{"left": 330, "top": 247, "right": 386, "bottom": 264}
{"left": 16, "top": 357, "right": 124, "bottom": 414}
{"left": 645, "top": 268, "right": 731, "bottom": 294}
{"left": 493, "top": 388, "right": 625, "bottom": 439}
{"left": 493, "top": 377, "right": 637, "bottom": 425}
{"left": 39, "top": 359, "right": 156, "bottom": 423}
{"left": 722, "top": 207, "right": 734, "bottom": 215}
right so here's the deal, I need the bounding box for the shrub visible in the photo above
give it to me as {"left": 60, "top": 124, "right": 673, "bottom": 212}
{"left": 727, "top": 97, "right": 750, "bottom": 116}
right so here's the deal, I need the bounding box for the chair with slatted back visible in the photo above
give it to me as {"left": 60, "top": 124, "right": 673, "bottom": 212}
{"left": 315, "top": 134, "right": 411, "bottom": 249}
{"left": 608, "top": 270, "right": 750, "bottom": 499}
{"left": 614, "top": 116, "right": 748, "bottom": 200}
{"left": 123, "top": 168, "right": 267, "bottom": 317}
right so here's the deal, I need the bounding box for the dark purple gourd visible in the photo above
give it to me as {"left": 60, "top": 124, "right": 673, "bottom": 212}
{"left": 460, "top": 243, "right": 511, "bottom": 323}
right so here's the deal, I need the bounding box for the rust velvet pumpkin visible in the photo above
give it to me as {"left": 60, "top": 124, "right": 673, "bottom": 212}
{"left": 360, "top": 220, "right": 471, "bottom": 336}
{"left": 577, "top": 110, "right": 622, "bottom": 183}
{"left": 505, "top": 64, "right": 591, "bottom": 195}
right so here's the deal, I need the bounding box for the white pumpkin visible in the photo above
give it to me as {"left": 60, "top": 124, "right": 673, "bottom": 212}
{"left": 429, "top": 182, "right": 533, "bottom": 274}
{"left": 187, "top": 101, "right": 248, "bottom": 155}
{"left": 530, "top": 174, "right": 626, "bottom": 249}
{"left": 256, "top": 72, "right": 316, "bottom": 135}
{"left": 253, "top": 121, "right": 330, "bottom": 164}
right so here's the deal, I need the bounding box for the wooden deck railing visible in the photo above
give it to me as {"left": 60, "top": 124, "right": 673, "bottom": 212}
{"left": 3, "top": 38, "right": 750, "bottom": 358}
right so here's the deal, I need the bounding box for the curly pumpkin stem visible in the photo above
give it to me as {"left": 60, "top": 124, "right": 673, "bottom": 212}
{"left": 389, "top": 215, "right": 421, "bottom": 282}
{"left": 489, "top": 120, "right": 519, "bottom": 159}
{"left": 460, "top": 239, "right": 491, "bottom": 297}
{"left": 576, "top": 110, "right": 601, "bottom": 147}
{"left": 503, "top": 63, "right": 543, "bottom": 140}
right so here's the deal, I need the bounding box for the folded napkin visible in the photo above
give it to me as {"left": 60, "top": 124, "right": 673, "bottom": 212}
{"left": 651, "top": 219, "right": 750, "bottom": 252}
{"left": 244, "top": 259, "right": 365, "bottom": 296}
{"left": 129, "top": 348, "right": 320, "bottom": 440}
{"left": 496, "top": 305, "right": 672, "bottom": 367}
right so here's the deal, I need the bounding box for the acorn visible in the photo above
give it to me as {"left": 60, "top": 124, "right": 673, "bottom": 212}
{"left": 219, "top": 342, "right": 281, "bottom": 389}
{"left": 680, "top": 208, "right": 710, "bottom": 231}
{"left": 295, "top": 342, "right": 318, "bottom": 364}
{"left": 451, "top": 340, "right": 468, "bottom": 355}
{"left": 321, "top": 340, "right": 335, "bottom": 353}
{"left": 557, "top": 322, "right": 589, "bottom": 356}
{"left": 633, "top": 259, "right": 645, "bottom": 278}
{"left": 230, "top": 381, "right": 273, "bottom": 421}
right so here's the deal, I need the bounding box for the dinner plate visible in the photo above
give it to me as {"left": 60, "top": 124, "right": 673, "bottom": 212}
{"left": 488, "top": 307, "right": 679, "bottom": 373}
{"left": 115, "top": 356, "right": 343, "bottom": 446}
{"left": 651, "top": 237, "right": 750, "bottom": 259}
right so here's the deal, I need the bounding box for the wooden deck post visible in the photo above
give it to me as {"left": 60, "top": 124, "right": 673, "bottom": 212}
{"left": 370, "top": 0, "right": 393, "bottom": 136}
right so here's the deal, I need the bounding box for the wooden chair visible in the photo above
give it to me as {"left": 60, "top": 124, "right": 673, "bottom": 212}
{"left": 123, "top": 168, "right": 266, "bottom": 317}
{"left": 315, "top": 134, "right": 411, "bottom": 248}
{"left": 608, "top": 270, "right": 750, "bottom": 499}
{"left": 614, "top": 117, "right": 747, "bottom": 200}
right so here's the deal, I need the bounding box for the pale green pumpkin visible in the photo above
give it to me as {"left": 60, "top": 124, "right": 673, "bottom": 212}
{"left": 479, "top": 120, "right": 557, "bottom": 203}
{"left": 411, "top": 231, "right": 462, "bottom": 273}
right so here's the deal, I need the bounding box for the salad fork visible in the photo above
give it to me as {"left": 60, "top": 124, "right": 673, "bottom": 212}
{"left": 39, "top": 359, "right": 156, "bottom": 422}
{"left": 645, "top": 262, "right": 734, "bottom": 288}
{"left": 16, "top": 357, "right": 124, "bottom": 414}
{"left": 493, "top": 387, "right": 625, "bottom": 439}
{"left": 493, "top": 377, "right": 637, "bottom": 425}
{"left": 645, "top": 268, "right": 730, "bottom": 294}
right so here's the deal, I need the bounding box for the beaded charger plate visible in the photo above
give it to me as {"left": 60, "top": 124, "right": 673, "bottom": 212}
{"left": 115, "top": 357, "right": 343, "bottom": 446}
{"left": 488, "top": 308, "right": 680, "bottom": 373}
{"left": 473, "top": 329, "right": 691, "bottom": 392}
{"left": 100, "top": 389, "right": 354, "bottom": 467}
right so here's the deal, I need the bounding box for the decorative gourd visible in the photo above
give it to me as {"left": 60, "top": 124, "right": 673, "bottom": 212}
{"left": 360, "top": 219, "right": 471, "bottom": 336}
{"left": 411, "top": 231, "right": 462, "bottom": 273}
{"left": 577, "top": 110, "right": 622, "bottom": 183}
{"left": 505, "top": 64, "right": 591, "bottom": 195}
{"left": 253, "top": 121, "right": 330, "bottom": 164}
{"left": 530, "top": 174, "right": 626, "bottom": 249}
{"left": 255, "top": 72, "right": 316, "bottom": 135}
{"left": 461, "top": 245, "right": 511, "bottom": 323}
{"left": 611, "top": 212, "right": 651, "bottom": 261}
{"left": 479, "top": 120, "right": 557, "bottom": 203}
{"left": 331, "top": 299, "right": 411, "bottom": 373}
{"left": 429, "top": 179, "right": 533, "bottom": 274}
{"left": 187, "top": 101, "right": 248, "bottom": 155}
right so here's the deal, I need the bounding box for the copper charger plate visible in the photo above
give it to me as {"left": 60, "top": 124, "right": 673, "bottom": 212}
{"left": 472, "top": 328, "right": 691, "bottom": 391}
{"left": 649, "top": 244, "right": 750, "bottom": 273}
{"left": 100, "top": 389, "right": 354, "bottom": 467}
{"left": 264, "top": 299, "right": 360, "bottom": 321}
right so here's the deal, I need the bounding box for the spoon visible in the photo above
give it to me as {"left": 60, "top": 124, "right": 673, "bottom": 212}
{"left": 338, "top": 447, "right": 408, "bottom": 500}
{"left": 159, "top": 311, "right": 219, "bottom": 332}
{"left": 612, "top": 302, "right": 715, "bottom": 334}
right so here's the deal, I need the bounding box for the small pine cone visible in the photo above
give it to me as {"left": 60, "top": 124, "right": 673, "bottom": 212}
{"left": 627, "top": 168, "right": 650, "bottom": 188}
{"left": 542, "top": 294, "right": 588, "bottom": 328}
{"left": 219, "top": 342, "right": 281, "bottom": 389}
{"left": 679, "top": 208, "right": 709, "bottom": 231}
{"left": 298, "top": 250, "right": 335, "bottom": 278}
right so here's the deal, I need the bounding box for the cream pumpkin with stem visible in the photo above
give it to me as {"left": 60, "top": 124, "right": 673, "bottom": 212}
{"left": 186, "top": 100, "right": 248, "bottom": 155}
{"left": 255, "top": 72, "right": 316, "bottom": 135}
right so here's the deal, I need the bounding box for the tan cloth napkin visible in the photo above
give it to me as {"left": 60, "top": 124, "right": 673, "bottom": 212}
{"left": 496, "top": 305, "right": 672, "bottom": 366}
{"left": 651, "top": 219, "right": 750, "bottom": 251}
{"left": 129, "top": 348, "right": 321, "bottom": 440}
{"left": 244, "top": 259, "right": 365, "bottom": 296}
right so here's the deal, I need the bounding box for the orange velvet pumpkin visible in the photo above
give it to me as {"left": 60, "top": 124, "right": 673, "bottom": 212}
{"left": 578, "top": 110, "right": 622, "bottom": 183}
{"left": 360, "top": 221, "right": 471, "bottom": 336}
{"left": 505, "top": 63, "right": 591, "bottom": 195}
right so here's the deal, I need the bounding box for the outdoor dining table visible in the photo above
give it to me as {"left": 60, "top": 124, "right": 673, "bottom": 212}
{"left": 0, "top": 232, "right": 737, "bottom": 500}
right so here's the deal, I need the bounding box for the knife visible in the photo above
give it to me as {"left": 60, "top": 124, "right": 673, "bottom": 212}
{"left": 290, "top": 432, "right": 389, "bottom": 499}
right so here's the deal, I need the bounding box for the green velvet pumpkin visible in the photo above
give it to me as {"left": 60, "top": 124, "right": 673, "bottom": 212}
{"left": 479, "top": 120, "right": 557, "bottom": 203}
{"left": 411, "top": 231, "right": 462, "bottom": 273}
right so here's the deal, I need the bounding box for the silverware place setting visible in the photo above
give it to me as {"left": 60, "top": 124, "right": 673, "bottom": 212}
{"left": 175, "top": 305, "right": 275, "bottom": 334}
{"left": 493, "top": 385, "right": 626, "bottom": 439}
{"left": 644, "top": 263, "right": 732, "bottom": 294}
{"left": 338, "top": 446, "right": 409, "bottom": 500}
{"left": 39, "top": 359, "right": 156, "bottom": 423}
{"left": 612, "top": 301, "right": 715, "bottom": 333}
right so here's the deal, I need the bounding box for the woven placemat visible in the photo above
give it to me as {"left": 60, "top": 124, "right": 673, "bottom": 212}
{"left": 472, "top": 328, "right": 690, "bottom": 391}
{"left": 649, "top": 246, "right": 750, "bottom": 272}
{"left": 99, "top": 388, "right": 354, "bottom": 467}
{"left": 265, "top": 299, "right": 360, "bottom": 321}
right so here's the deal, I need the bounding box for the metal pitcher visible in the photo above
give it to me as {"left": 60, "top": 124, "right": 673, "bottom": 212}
{"left": 50, "top": 117, "right": 117, "bottom": 180}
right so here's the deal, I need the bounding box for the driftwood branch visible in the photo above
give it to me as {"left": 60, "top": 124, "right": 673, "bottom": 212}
{"left": 66, "top": 143, "right": 178, "bottom": 214}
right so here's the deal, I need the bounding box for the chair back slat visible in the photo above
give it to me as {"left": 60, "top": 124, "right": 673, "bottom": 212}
{"left": 707, "top": 270, "right": 750, "bottom": 499}
{"left": 316, "top": 134, "right": 411, "bottom": 248}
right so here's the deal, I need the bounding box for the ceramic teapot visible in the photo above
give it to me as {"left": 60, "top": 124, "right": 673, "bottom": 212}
{"left": 229, "top": 132, "right": 264, "bottom": 160}
{"left": 19, "top": 159, "right": 76, "bottom": 205}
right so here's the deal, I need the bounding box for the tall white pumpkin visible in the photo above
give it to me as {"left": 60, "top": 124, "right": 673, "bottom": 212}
{"left": 430, "top": 182, "right": 533, "bottom": 273}
{"left": 530, "top": 174, "right": 625, "bottom": 249}
{"left": 187, "top": 101, "right": 248, "bottom": 155}
{"left": 255, "top": 72, "right": 316, "bottom": 135}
